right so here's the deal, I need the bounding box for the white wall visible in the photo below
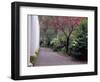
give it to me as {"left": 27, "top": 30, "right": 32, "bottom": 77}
{"left": 0, "top": 0, "right": 99, "bottom": 82}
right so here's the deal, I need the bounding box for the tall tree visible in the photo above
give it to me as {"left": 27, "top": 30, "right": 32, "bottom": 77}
{"left": 50, "top": 16, "right": 83, "bottom": 53}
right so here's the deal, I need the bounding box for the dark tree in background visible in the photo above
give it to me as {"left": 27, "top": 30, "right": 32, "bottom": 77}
{"left": 39, "top": 16, "right": 52, "bottom": 47}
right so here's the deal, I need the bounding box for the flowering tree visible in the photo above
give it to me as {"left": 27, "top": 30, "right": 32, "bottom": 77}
{"left": 39, "top": 15, "right": 84, "bottom": 53}
{"left": 50, "top": 16, "right": 83, "bottom": 52}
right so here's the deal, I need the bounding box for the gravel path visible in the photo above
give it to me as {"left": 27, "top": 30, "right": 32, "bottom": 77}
{"left": 34, "top": 48, "right": 87, "bottom": 66}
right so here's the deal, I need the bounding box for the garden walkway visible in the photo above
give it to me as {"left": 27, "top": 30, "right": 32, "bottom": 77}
{"left": 34, "top": 48, "right": 86, "bottom": 66}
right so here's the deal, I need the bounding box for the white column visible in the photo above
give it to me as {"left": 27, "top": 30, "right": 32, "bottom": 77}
{"left": 27, "top": 15, "right": 40, "bottom": 66}
{"left": 31, "top": 16, "right": 40, "bottom": 56}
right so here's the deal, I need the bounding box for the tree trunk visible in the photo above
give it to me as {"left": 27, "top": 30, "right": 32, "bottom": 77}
{"left": 66, "top": 37, "right": 70, "bottom": 53}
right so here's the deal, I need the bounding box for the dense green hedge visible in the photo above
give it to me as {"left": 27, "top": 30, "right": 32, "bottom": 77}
{"left": 69, "top": 19, "right": 88, "bottom": 60}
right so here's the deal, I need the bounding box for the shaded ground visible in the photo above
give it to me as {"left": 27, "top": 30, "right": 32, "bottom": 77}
{"left": 34, "top": 48, "right": 87, "bottom": 66}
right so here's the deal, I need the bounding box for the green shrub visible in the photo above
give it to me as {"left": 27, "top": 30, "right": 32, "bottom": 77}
{"left": 61, "top": 47, "right": 66, "bottom": 53}
{"left": 69, "top": 18, "right": 88, "bottom": 60}
{"left": 50, "top": 34, "right": 66, "bottom": 52}
{"left": 30, "top": 48, "right": 39, "bottom": 65}
{"left": 50, "top": 37, "right": 61, "bottom": 51}
{"left": 30, "top": 55, "right": 37, "bottom": 65}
